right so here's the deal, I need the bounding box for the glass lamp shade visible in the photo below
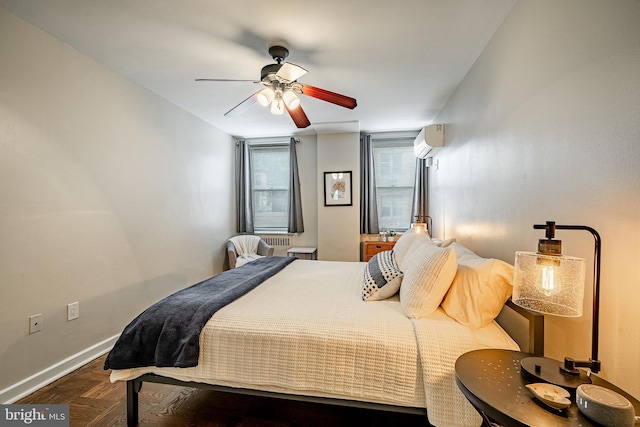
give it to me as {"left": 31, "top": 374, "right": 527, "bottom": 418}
{"left": 282, "top": 90, "right": 300, "bottom": 109}
{"left": 513, "top": 251, "right": 586, "bottom": 317}
{"left": 256, "top": 87, "right": 275, "bottom": 106}
{"left": 270, "top": 98, "right": 285, "bottom": 115}
{"left": 410, "top": 222, "right": 428, "bottom": 234}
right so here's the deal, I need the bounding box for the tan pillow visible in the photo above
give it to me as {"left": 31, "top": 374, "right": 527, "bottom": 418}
{"left": 441, "top": 242, "right": 513, "bottom": 329}
{"left": 395, "top": 231, "right": 433, "bottom": 270}
{"left": 399, "top": 242, "right": 457, "bottom": 318}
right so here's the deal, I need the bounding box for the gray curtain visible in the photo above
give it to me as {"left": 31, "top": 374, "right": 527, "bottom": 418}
{"left": 235, "top": 140, "right": 254, "bottom": 234}
{"left": 411, "top": 157, "right": 429, "bottom": 230}
{"left": 360, "top": 134, "right": 380, "bottom": 234}
{"left": 287, "top": 137, "right": 304, "bottom": 233}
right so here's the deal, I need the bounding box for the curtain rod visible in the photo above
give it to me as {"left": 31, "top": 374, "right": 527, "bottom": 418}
{"left": 236, "top": 137, "right": 300, "bottom": 146}
{"left": 366, "top": 130, "right": 420, "bottom": 140}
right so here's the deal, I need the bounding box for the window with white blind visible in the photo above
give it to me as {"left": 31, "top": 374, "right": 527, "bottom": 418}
{"left": 250, "top": 144, "right": 289, "bottom": 231}
{"left": 372, "top": 137, "right": 415, "bottom": 232}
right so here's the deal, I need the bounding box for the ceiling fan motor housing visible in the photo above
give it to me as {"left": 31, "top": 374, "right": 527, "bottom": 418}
{"left": 261, "top": 45, "right": 289, "bottom": 81}
{"left": 261, "top": 63, "right": 282, "bottom": 82}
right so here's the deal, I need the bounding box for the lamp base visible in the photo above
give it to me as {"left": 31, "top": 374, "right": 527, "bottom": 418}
{"left": 521, "top": 357, "right": 591, "bottom": 390}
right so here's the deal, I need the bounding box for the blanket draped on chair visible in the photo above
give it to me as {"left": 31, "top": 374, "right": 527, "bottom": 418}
{"left": 230, "top": 235, "right": 262, "bottom": 267}
{"left": 104, "top": 256, "right": 296, "bottom": 370}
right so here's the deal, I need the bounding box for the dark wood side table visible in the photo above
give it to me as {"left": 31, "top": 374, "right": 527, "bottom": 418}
{"left": 455, "top": 349, "right": 640, "bottom": 427}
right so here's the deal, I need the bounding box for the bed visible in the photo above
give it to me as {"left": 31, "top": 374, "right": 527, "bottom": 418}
{"left": 106, "top": 233, "right": 543, "bottom": 427}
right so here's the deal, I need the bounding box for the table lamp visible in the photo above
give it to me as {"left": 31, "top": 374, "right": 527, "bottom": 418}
{"left": 411, "top": 215, "right": 432, "bottom": 236}
{"left": 512, "top": 221, "right": 602, "bottom": 389}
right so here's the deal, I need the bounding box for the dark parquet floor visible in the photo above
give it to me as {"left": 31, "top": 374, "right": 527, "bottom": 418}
{"left": 17, "top": 354, "right": 430, "bottom": 426}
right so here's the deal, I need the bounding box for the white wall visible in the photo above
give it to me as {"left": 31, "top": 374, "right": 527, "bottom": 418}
{"left": 0, "top": 8, "right": 234, "bottom": 401}
{"left": 430, "top": 0, "right": 640, "bottom": 397}
{"left": 317, "top": 132, "right": 361, "bottom": 261}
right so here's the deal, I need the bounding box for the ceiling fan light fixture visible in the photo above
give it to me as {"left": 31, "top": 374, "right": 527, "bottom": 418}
{"left": 256, "top": 87, "right": 275, "bottom": 106}
{"left": 283, "top": 90, "right": 300, "bottom": 110}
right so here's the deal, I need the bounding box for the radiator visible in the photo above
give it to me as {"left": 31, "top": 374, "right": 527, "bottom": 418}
{"left": 260, "top": 236, "right": 291, "bottom": 247}
{"left": 259, "top": 235, "right": 292, "bottom": 257}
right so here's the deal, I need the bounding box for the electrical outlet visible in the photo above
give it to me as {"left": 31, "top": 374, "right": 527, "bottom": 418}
{"left": 67, "top": 302, "right": 79, "bottom": 321}
{"left": 29, "top": 314, "right": 42, "bottom": 333}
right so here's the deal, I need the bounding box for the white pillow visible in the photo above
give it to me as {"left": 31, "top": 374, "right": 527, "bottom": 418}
{"left": 399, "top": 242, "right": 457, "bottom": 318}
{"left": 441, "top": 242, "right": 514, "bottom": 329}
{"left": 395, "top": 231, "right": 432, "bottom": 270}
{"left": 362, "top": 250, "right": 403, "bottom": 301}
{"left": 433, "top": 237, "right": 456, "bottom": 247}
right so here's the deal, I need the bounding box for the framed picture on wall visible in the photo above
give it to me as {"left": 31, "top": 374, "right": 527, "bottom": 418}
{"left": 323, "top": 171, "right": 352, "bottom": 206}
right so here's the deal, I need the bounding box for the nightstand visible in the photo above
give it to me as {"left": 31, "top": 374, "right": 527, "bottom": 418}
{"left": 455, "top": 349, "right": 640, "bottom": 427}
{"left": 361, "top": 241, "right": 395, "bottom": 261}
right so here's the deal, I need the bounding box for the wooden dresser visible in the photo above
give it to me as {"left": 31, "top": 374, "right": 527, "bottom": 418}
{"left": 361, "top": 241, "right": 396, "bottom": 261}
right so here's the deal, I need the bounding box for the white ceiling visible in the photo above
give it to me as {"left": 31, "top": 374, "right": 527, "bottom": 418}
{"left": 1, "top": 0, "right": 515, "bottom": 138}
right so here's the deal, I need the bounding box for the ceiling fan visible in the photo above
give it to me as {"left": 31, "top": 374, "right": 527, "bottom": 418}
{"left": 196, "top": 45, "right": 357, "bottom": 128}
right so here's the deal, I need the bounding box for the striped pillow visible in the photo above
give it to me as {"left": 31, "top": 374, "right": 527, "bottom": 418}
{"left": 362, "top": 250, "right": 404, "bottom": 301}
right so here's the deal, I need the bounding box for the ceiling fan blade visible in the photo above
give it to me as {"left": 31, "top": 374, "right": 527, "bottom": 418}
{"left": 275, "top": 63, "right": 308, "bottom": 82}
{"left": 286, "top": 104, "right": 311, "bottom": 128}
{"left": 224, "top": 92, "right": 258, "bottom": 117}
{"left": 196, "top": 78, "right": 261, "bottom": 83}
{"left": 299, "top": 84, "right": 357, "bottom": 109}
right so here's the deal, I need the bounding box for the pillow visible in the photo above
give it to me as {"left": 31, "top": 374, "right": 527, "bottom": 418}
{"left": 441, "top": 242, "right": 514, "bottom": 329}
{"left": 394, "top": 230, "right": 432, "bottom": 269}
{"left": 399, "top": 242, "right": 457, "bottom": 318}
{"left": 433, "top": 237, "right": 456, "bottom": 247}
{"left": 398, "top": 231, "right": 440, "bottom": 272}
{"left": 362, "top": 250, "right": 403, "bottom": 301}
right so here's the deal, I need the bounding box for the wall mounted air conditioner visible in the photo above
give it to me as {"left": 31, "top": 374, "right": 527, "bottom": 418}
{"left": 413, "top": 124, "right": 444, "bottom": 159}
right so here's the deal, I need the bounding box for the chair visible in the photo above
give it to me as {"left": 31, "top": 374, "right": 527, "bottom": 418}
{"left": 227, "top": 235, "right": 274, "bottom": 269}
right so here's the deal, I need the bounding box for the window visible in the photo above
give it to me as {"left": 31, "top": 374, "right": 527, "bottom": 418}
{"left": 372, "top": 137, "right": 415, "bottom": 231}
{"left": 250, "top": 144, "right": 289, "bottom": 231}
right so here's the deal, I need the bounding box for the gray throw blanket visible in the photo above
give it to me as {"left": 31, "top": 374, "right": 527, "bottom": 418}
{"left": 104, "top": 256, "right": 296, "bottom": 370}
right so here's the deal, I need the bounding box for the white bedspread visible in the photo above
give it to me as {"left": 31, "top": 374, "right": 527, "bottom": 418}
{"left": 110, "top": 259, "right": 519, "bottom": 426}
{"left": 413, "top": 309, "right": 519, "bottom": 426}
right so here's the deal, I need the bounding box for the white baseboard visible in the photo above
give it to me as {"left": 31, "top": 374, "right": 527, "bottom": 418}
{"left": 0, "top": 334, "right": 119, "bottom": 404}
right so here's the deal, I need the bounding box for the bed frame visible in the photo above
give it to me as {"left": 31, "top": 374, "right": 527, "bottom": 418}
{"left": 124, "top": 299, "right": 543, "bottom": 426}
